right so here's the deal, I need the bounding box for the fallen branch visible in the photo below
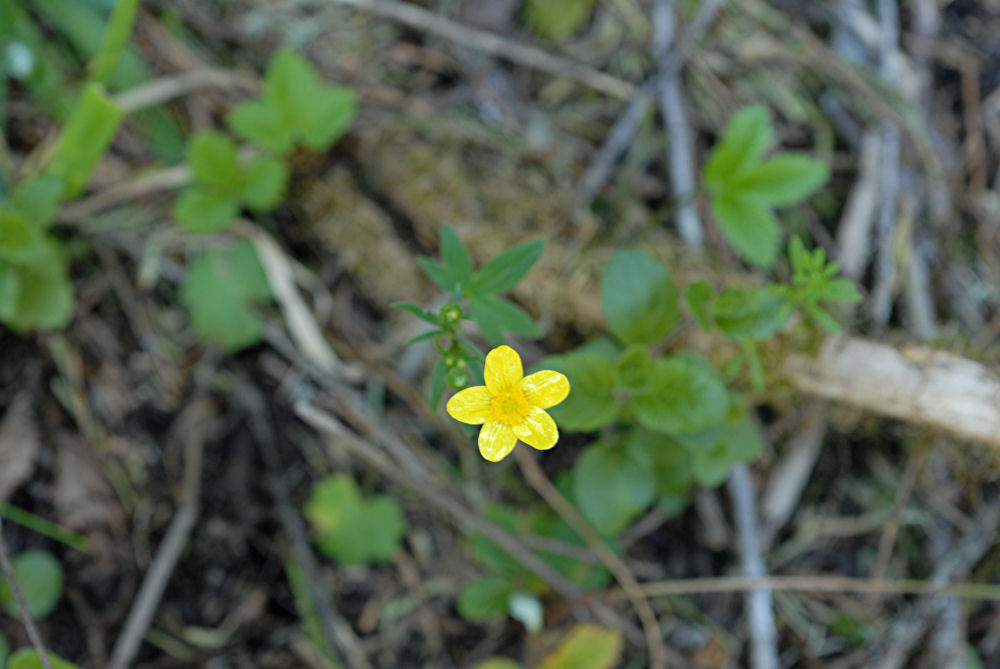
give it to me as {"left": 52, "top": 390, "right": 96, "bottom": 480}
{"left": 783, "top": 337, "right": 1000, "bottom": 450}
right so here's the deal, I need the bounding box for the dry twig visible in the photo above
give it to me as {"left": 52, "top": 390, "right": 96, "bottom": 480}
{"left": 330, "top": 0, "right": 635, "bottom": 99}
{"left": 0, "top": 517, "right": 55, "bottom": 669}
{"left": 107, "top": 398, "right": 213, "bottom": 669}
{"left": 513, "top": 447, "right": 669, "bottom": 669}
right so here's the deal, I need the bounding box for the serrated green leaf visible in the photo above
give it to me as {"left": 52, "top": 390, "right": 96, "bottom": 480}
{"left": 601, "top": 248, "right": 679, "bottom": 345}
{"left": 468, "top": 296, "right": 540, "bottom": 345}
{"left": 541, "top": 350, "right": 619, "bottom": 432}
{"left": 0, "top": 550, "right": 63, "bottom": 620}
{"left": 703, "top": 104, "right": 772, "bottom": 190}
{"left": 573, "top": 442, "right": 655, "bottom": 535}
{"left": 241, "top": 156, "right": 288, "bottom": 211}
{"left": 457, "top": 575, "right": 513, "bottom": 623}
{"left": 713, "top": 287, "right": 789, "bottom": 341}
{"left": 305, "top": 475, "right": 406, "bottom": 565}
{"left": 299, "top": 85, "right": 358, "bottom": 151}
{"left": 538, "top": 624, "right": 623, "bottom": 669}
{"left": 735, "top": 154, "right": 829, "bottom": 206}
{"left": 172, "top": 189, "right": 239, "bottom": 234}
{"left": 628, "top": 353, "right": 728, "bottom": 435}
{"left": 44, "top": 83, "right": 123, "bottom": 198}
{"left": 227, "top": 100, "right": 293, "bottom": 153}
{"left": 468, "top": 239, "right": 544, "bottom": 296}
{"left": 229, "top": 48, "right": 357, "bottom": 154}
{"left": 179, "top": 240, "right": 271, "bottom": 350}
{"left": 440, "top": 224, "right": 473, "bottom": 285}
{"left": 187, "top": 131, "right": 241, "bottom": 198}
{"left": 6, "top": 649, "right": 80, "bottom": 669}
{"left": 711, "top": 192, "right": 780, "bottom": 269}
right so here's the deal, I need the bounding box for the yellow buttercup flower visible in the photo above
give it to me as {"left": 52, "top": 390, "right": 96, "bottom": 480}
{"left": 446, "top": 345, "right": 570, "bottom": 462}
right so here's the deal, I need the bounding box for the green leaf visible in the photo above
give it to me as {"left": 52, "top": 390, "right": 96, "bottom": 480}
{"left": 628, "top": 353, "right": 728, "bottom": 435}
{"left": 228, "top": 48, "right": 357, "bottom": 154}
{"left": 468, "top": 296, "right": 540, "bottom": 345}
{"left": 473, "top": 658, "right": 521, "bottom": 669}
{"left": 710, "top": 192, "right": 780, "bottom": 269}
{"left": 600, "top": 248, "right": 679, "bottom": 345}
{"left": 0, "top": 211, "right": 33, "bottom": 256}
{"left": 1, "top": 239, "right": 74, "bottom": 332}
{"left": 0, "top": 550, "right": 63, "bottom": 620}
{"left": 457, "top": 575, "right": 513, "bottom": 623}
{"left": 299, "top": 84, "right": 358, "bottom": 151}
{"left": 179, "top": 240, "right": 272, "bottom": 350}
{"left": 9, "top": 176, "right": 64, "bottom": 229}
{"left": 735, "top": 154, "right": 829, "bottom": 206}
{"left": 626, "top": 427, "right": 693, "bottom": 499}
{"left": 187, "top": 131, "right": 241, "bottom": 198}
{"left": 690, "top": 400, "right": 763, "bottom": 487}
{"left": 241, "top": 156, "right": 288, "bottom": 211}
{"left": 0, "top": 266, "right": 15, "bottom": 320}
{"left": 815, "top": 278, "right": 862, "bottom": 303}
{"left": 172, "top": 189, "right": 239, "bottom": 234}
{"left": 713, "top": 287, "right": 789, "bottom": 341}
{"left": 6, "top": 649, "right": 80, "bottom": 669}
{"left": 417, "top": 257, "right": 457, "bottom": 291}
{"left": 468, "top": 239, "right": 544, "bottom": 296}
{"left": 304, "top": 474, "right": 406, "bottom": 565}
{"left": 88, "top": 0, "right": 139, "bottom": 84}
{"left": 573, "top": 442, "right": 655, "bottom": 536}
{"left": 541, "top": 350, "right": 619, "bottom": 432}
{"left": 538, "top": 624, "right": 623, "bottom": 669}
{"left": 430, "top": 357, "right": 448, "bottom": 410}
{"left": 525, "top": 0, "right": 598, "bottom": 42}
{"left": 0, "top": 634, "right": 7, "bottom": 667}
{"left": 788, "top": 236, "right": 809, "bottom": 276}
{"left": 227, "top": 100, "right": 293, "bottom": 154}
{"left": 703, "top": 104, "right": 772, "bottom": 190}
{"left": 44, "top": 83, "right": 123, "bottom": 198}
{"left": 440, "top": 225, "right": 473, "bottom": 285}
{"left": 616, "top": 344, "right": 651, "bottom": 389}
{"left": 685, "top": 279, "right": 714, "bottom": 331}
{"left": 803, "top": 301, "right": 842, "bottom": 333}
{"left": 393, "top": 302, "right": 439, "bottom": 325}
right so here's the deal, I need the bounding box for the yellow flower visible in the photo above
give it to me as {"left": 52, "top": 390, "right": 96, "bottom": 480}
{"left": 446, "top": 345, "right": 570, "bottom": 462}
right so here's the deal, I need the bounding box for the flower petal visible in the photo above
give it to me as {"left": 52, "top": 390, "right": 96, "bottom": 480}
{"left": 520, "top": 370, "right": 570, "bottom": 409}
{"left": 446, "top": 385, "right": 493, "bottom": 424}
{"left": 513, "top": 407, "right": 559, "bottom": 451}
{"left": 484, "top": 345, "right": 523, "bottom": 394}
{"left": 478, "top": 421, "right": 518, "bottom": 462}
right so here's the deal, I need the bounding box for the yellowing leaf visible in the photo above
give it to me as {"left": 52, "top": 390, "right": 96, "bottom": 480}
{"left": 538, "top": 625, "right": 622, "bottom": 669}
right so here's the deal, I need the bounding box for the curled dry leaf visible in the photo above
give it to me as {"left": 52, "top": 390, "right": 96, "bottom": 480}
{"left": 0, "top": 394, "right": 40, "bottom": 503}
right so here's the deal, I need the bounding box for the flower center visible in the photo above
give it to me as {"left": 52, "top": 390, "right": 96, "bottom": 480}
{"left": 490, "top": 387, "right": 531, "bottom": 425}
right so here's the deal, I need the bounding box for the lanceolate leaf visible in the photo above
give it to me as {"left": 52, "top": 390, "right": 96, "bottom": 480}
{"left": 468, "top": 239, "right": 544, "bottom": 296}
{"left": 734, "top": 154, "right": 829, "bottom": 206}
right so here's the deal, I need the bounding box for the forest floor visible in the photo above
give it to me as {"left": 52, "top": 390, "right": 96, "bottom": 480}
{"left": 2, "top": 0, "right": 1000, "bottom": 668}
